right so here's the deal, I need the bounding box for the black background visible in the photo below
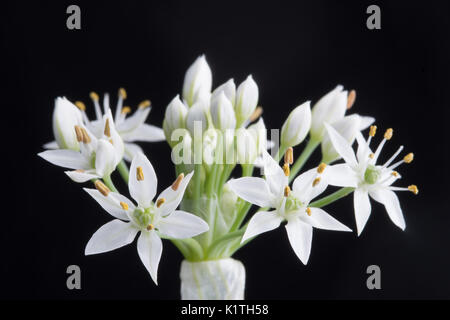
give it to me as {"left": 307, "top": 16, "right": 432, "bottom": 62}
{"left": 2, "top": 0, "right": 449, "bottom": 300}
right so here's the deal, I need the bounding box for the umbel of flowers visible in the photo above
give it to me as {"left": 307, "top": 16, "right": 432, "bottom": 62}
{"left": 38, "top": 55, "right": 418, "bottom": 300}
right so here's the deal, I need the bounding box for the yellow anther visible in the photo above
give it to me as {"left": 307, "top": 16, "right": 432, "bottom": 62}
{"left": 384, "top": 128, "right": 393, "bottom": 140}
{"left": 74, "top": 125, "right": 83, "bottom": 142}
{"left": 90, "top": 91, "right": 99, "bottom": 101}
{"left": 404, "top": 153, "right": 414, "bottom": 163}
{"left": 136, "top": 166, "right": 144, "bottom": 181}
{"left": 171, "top": 173, "right": 184, "bottom": 191}
{"left": 312, "top": 177, "right": 321, "bottom": 187}
{"left": 369, "top": 153, "right": 375, "bottom": 159}
{"left": 121, "top": 106, "right": 131, "bottom": 114}
{"left": 156, "top": 198, "right": 165, "bottom": 208}
{"left": 75, "top": 169, "right": 85, "bottom": 173}
{"left": 391, "top": 171, "right": 399, "bottom": 177}
{"left": 306, "top": 207, "right": 312, "bottom": 216}
{"left": 408, "top": 185, "right": 419, "bottom": 195}
{"left": 147, "top": 224, "right": 154, "bottom": 231}
{"left": 118, "top": 88, "right": 127, "bottom": 99}
{"left": 74, "top": 101, "right": 86, "bottom": 111}
{"left": 317, "top": 163, "right": 327, "bottom": 174}
{"left": 94, "top": 180, "right": 110, "bottom": 197}
{"left": 104, "top": 118, "right": 111, "bottom": 137}
{"left": 138, "top": 100, "right": 151, "bottom": 109}
{"left": 284, "top": 147, "right": 294, "bottom": 165}
{"left": 369, "top": 125, "right": 377, "bottom": 137}
{"left": 109, "top": 139, "right": 114, "bottom": 145}
{"left": 283, "top": 163, "right": 290, "bottom": 177}
{"left": 347, "top": 90, "right": 356, "bottom": 109}
{"left": 120, "top": 202, "right": 129, "bottom": 210}
{"left": 249, "top": 106, "right": 263, "bottom": 122}
{"left": 81, "top": 127, "right": 91, "bottom": 144}
{"left": 284, "top": 186, "right": 291, "bottom": 197}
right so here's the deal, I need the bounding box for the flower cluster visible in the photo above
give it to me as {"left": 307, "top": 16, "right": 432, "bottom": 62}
{"left": 38, "top": 54, "right": 418, "bottom": 290}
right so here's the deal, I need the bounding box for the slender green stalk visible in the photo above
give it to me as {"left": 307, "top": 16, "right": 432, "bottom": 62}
{"left": 117, "top": 160, "right": 129, "bottom": 184}
{"left": 274, "top": 145, "right": 287, "bottom": 163}
{"left": 230, "top": 200, "right": 252, "bottom": 232}
{"left": 289, "top": 139, "right": 320, "bottom": 183}
{"left": 103, "top": 174, "right": 118, "bottom": 192}
{"left": 310, "top": 187, "right": 355, "bottom": 208}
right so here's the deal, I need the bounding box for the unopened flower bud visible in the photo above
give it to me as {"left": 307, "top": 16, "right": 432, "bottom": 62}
{"left": 182, "top": 55, "right": 212, "bottom": 106}
{"left": 281, "top": 101, "right": 312, "bottom": 148}
{"left": 236, "top": 128, "right": 257, "bottom": 164}
{"left": 211, "top": 79, "right": 236, "bottom": 106}
{"left": 52, "top": 97, "right": 83, "bottom": 151}
{"left": 235, "top": 75, "right": 259, "bottom": 127}
{"left": 163, "top": 95, "right": 188, "bottom": 141}
{"left": 210, "top": 92, "right": 236, "bottom": 130}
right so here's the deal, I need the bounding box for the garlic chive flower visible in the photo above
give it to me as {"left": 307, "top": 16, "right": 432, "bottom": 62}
{"left": 280, "top": 101, "right": 312, "bottom": 148}
{"left": 325, "top": 124, "right": 418, "bottom": 235}
{"left": 84, "top": 153, "right": 209, "bottom": 284}
{"left": 227, "top": 149, "right": 351, "bottom": 264}
{"left": 39, "top": 109, "right": 124, "bottom": 183}
{"left": 81, "top": 89, "right": 165, "bottom": 161}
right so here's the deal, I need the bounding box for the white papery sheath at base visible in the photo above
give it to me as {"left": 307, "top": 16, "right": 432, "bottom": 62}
{"left": 180, "top": 258, "right": 246, "bottom": 300}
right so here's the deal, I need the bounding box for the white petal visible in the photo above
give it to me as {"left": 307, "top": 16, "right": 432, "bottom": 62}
{"left": 43, "top": 141, "right": 58, "bottom": 149}
{"left": 369, "top": 188, "right": 405, "bottom": 231}
{"left": 95, "top": 139, "right": 118, "bottom": 177}
{"left": 324, "top": 123, "right": 357, "bottom": 166}
{"left": 84, "top": 188, "right": 134, "bottom": 220}
{"left": 124, "top": 124, "right": 165, "bottom": 142}
{"left": 241, "top": 211, "right": 283, "bottom": 242}
{"left": 355, "top": 131, "right": 371, "bottom": 163}
{"left": 85, "top": 219, "right": 138, "bottom": 255}
{"left": 118, "top": 107, "right": 151, "bottom": 133}
{"left": 156, "top": 171, "right": 194, "bottom": 216}
{"left": 303, "top": 207, "right": 351, "bottom": 231}
{"left": 354, "top": 189, "right": 372, "bottom": 236}
{"left": 227, "top": 177, "right": 275, "bottom": 208}
{"left": 285, "top": 218, "right": 313, "bottom": 265}
{"left": 38, "top": 150, "right": 90, "bottom": 170}
{"left": 292, "top": 168, "right": 327, "bottom": 203}
{"left": 358, "top": 115, "right": 375, "bottom": 130}
{"left": 261, "top": 149, "right": 288, "bottom": 196}
{"left": 65, "top": 170, "right": 100, "bottom": 183}
{"left": 129, "top": 152, "right": 157, "bottom": 207}
{"left": 324, "top": 163, "right": 358, "bottom": 188}
{"left": 158, "top": 210, "right": 209, "bottom": 239}
{"left": 123, "top": 143, "right": 144, "bottom": 162}
{"left": 137, "top": 230, "right": 163, "bottom": 285}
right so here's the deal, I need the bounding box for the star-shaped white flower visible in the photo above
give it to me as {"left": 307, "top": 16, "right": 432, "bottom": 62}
{"left": 38, "top": 109, "right": 124, "bottom": 183}
{"left": 78, "top": 89, "right": 165, "bottom": 161}
{"left": 227, "top": 150, "right": 351, "bottom": 265}
{"left": 325, "top": 124, "right": 418, "bottom": 235}
{"left": 84, "top": 153, "right": 209, "bottom": 284}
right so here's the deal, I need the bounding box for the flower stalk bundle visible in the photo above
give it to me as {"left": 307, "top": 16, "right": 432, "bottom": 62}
{"left": 38, "top": 55, "right": 418, "bottom": 299}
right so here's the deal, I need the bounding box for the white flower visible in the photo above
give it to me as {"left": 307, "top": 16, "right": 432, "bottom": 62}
{"left": 38, "top": 111, "right": 124, "bottom": 182}
{"left": 163, "top": 95, "right": 189, "bottom": 143}
{"left": 321, "top": 114, "right": 361, "bottom": 163}
{"left": 84, "top": 153, "right": 209, "bottom": 284}
{"left": 280, "top": 101, "right": 312, "bottom": 148}
{"left": 211, "top": 79, "right": 236, "bottom": 106}
{"left": 186, "top": 100, "right": 209, "bottom": 136}
{"left": 325, "top": 124, "right": 418, "bottom": 235}
{"left": 44, "top": 97, "right": 84, "bottom": 151}
{"left": 83, "top": 89, "right": 165, "bottom": 162}
{"left": 210, "top": 91, "right": 236, "bottom": 130}
{"left": 236, "top": 128, "right": 257, "bottom": 165}
{"left": 310, "top": 86, "right": 374, "bottom": 141}
{"left": 227, "top": 150, "right": 351, "bottom": 264}
{"left": 182, "top": 55, "right": 212, "bottom": 106}
{"left": 235, "top": 75, "right": 259, "bottom": 127}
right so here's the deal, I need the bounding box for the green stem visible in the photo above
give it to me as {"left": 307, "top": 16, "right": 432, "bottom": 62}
{"left": 117, "top": 160, "right": 129, "bottom": 184}
{"left": 310, "top": 187, "right": 355, "bottom": 208}
{"left": 275, "top": 145, "right": 287, "bottom": 163}
{"left": 289, "top": 139, "right": 320, "bottom": 183}
{"left": 103, "top": 174, "right": 118, "bottom": 193}
{"left": 230, "top": 200, "right": 252, "bottom": 232}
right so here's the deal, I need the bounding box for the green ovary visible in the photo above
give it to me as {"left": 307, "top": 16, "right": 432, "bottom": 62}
{"left": 133, "top": 207, "right": 155, "bottom": 228}
{"left": 364, "top": 165, "right": 381, "bottom": 184}
{"left": 284, "top": 195, "right": 303, "bottom": 214}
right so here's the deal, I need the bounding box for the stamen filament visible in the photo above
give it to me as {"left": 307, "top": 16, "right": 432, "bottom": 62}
{"left": 383, "top": 145, "right": 404, "bottom": 168}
